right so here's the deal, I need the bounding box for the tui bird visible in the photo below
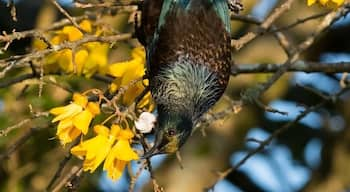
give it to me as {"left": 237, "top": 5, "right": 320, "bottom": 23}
{"left": 138, "top": 0, "right": 239, "bottom": 157}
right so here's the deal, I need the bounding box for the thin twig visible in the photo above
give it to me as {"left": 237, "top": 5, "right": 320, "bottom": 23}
{"left": 49, "top": 0, "right": 83, "bottom": 31}
{"left": 231, "top": 61, "right": 350, "bottom": 75}
{"left": 259, "top": 7, "right": 349, "bottom": 97}
{"left": 7, "top": 0, "right": 17, "bottom": 21}
{"left": 129, "top": 161, "right": 148, "bottom": 192}
{"left": 51, "top": 165, "right": 83, "bottom": 192}
{"left": 0, "top": 15, "right": 94, "bottom": 44}
{"left": 269, "top": 11, "right": 330, "bottom": 32}
{"left": 239, "top": 6, "right": 350, "bottom": 109}
{"left": 207, "top": 85, "right": 350, "bottom": 191}
{"left": 231, "top": 12, "right": 296, "bottom": 56}
{"left": 0, "top": 33, "right": 132, "bottom": 77}
{"left": 46, "top": 138, "right": 80, "bottom": 191}
{"left": 232, "top": 0, "right": 295, "bottom": 50}
{"left": 0, "top": 112, "right": 49, "bottom": 137}
{"left": 74, "top": 0, "right": 141, "bottom": 8}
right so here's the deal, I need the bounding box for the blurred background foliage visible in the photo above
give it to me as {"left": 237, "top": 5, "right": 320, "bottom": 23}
{"left": 1, "top": 0, "right": 350, "bottom": 192}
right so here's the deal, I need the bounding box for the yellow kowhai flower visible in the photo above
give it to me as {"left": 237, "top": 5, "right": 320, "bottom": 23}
{"left": 80, "top": 42, "right": 109, "bottom": 77}
{"left": 103, "top": 126, "right": 138, "bottom": 180}
{"left": 307, "top": 0, "right": 344, "bottom": 8}
{"left": 108, "top": 47, "right": 155, "bottom": 111}
{"left": 34, "top": 20, "right": 109, "bottom": 77}
{"left": 34, "top": 20, "right": 91, "bottom": 50}
{"left": 103, "top": 139, "right": 139, "bottom": 180}
{"left": 52, "top": 19, "right": 92, "bottom": 45}
{"left": 50, "top": 93, "right": 100, "bottom": 144}
{"left": 71, "top": 124, "right": 139, "bottom": 180}
{"left": 45, "top": 43, "right": 108, "bottom": 76}
{"left": 71, "top": 125, "right": 119, "bottom": 172}
{"left": 52, "top": 49, "right": 88, "bottom": 75}
{"left": 50, "top": 93, "right": 88, "bottom": 122}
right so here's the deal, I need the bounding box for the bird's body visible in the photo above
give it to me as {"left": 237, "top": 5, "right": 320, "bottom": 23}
{"left": 139, "top": 0, "right": 232, "bottom": 156}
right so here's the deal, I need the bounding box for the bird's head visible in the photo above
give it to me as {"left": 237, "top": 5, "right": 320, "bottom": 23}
{"left": 142, "top": 112, "right": 192, "bottom": 158}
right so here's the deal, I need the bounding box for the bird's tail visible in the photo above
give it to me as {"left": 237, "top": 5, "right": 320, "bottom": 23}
{"left": 158, "top": 0, "right": 231, "bottom": 33}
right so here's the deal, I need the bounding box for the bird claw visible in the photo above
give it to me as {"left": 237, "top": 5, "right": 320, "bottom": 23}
{"left": 227, "top": 0, "right": 244, "bottom": 14}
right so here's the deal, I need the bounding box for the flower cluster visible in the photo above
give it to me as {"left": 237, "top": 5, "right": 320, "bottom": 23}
{"left": 307, "top": 0, "right": 344, "bottom": 8}
{"left": 50, "top": 93, "right": 100, "bottom": 145}
{"left": 71, "top": 124, "right": 138, "bottom": 180}
{"left": 35, "top": 16, "right": 154, "bottom": 110}
{"left": 42, "top": 14, "right": 157, "bottom": 181}
{"left": 34, "top": 20, "right": 109, "bottom": 77}
{"left": 50, "top": 92, "right": 143, "bottom": 180}
{"left": 107, "top": 47, "right": 155, "bottom": 110}
{"left": 48, "top": 44, "right": 155, "bottom": 180}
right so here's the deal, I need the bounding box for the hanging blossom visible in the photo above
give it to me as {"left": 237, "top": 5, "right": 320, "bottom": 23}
{"left": 71, "top": 124, "right": 139, "bottom": 180}
{"left": 135, "top": 112, "right": 156, "bottom": 133}
{"left": 33, "top": 20, "right": 109, "bottom": 77}
{"left": 107, "top": 47, "right": 155, "bottom": 111}
{"left": 307, "top": 0, "right": 344, "bottom": 8}
{"left": 50, "top": 93, "right": 100, "bottom": 145}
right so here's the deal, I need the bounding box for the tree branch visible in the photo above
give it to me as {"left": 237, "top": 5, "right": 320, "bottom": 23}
{"left": 232, "top": 0, "right": 295, "bottom": 50}
{"left": 232, "top": 61, "right": 350, "bottom": 75}
{"left": 207, "top": 85, "right": 350, "bottom": 190}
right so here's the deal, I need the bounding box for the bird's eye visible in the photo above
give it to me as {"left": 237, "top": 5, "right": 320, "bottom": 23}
{"left": 167, "top": 129, "right": 176, "bottom": 136}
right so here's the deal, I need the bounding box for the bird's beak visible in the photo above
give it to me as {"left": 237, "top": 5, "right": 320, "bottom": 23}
{"left": 142, "top": 145, "right": 161, "bottom": 159}
{"left": 141, "top": 133, "right": 164, "bottom": 159}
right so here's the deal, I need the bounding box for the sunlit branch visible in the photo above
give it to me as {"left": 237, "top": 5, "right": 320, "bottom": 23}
{"left": 207, "top": 85, "right": 350, "bottom": 190}
{"left": 232, "top": 61, "right": 350, "bottom": 75}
